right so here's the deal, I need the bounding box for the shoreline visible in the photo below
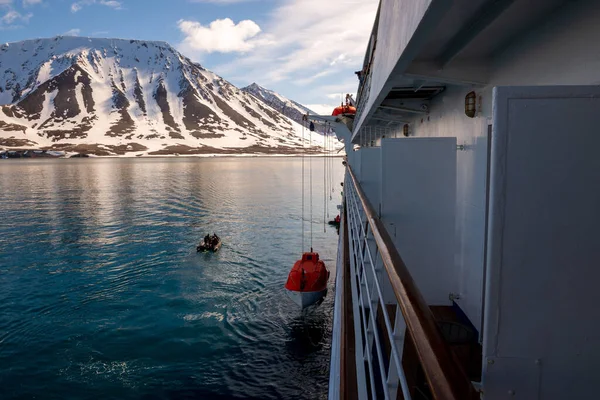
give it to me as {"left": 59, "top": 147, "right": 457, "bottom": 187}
{"left": 1, "top": 146, "right": 343, "bottom": 159}
{"left": 0, "top": 151, "right": 345, "bottom": 160}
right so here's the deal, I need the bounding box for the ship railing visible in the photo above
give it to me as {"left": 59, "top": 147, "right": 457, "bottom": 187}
{"left": 357, "top": 126, "right": 403, "bottom": 147}
{"left": 329, "top": 165, "right": 478, "bottom": 400}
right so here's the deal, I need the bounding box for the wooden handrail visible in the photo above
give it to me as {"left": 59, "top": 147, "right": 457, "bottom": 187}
{"left": 346, "top": 165, "right": 479, "bottom": 400}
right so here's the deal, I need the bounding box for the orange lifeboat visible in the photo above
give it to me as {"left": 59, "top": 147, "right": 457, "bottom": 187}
{"left": 332, "top": 105, "right": 356, "bottom": 116}
{"left": 285, "top": 252, "right": 330, "bottom": 308}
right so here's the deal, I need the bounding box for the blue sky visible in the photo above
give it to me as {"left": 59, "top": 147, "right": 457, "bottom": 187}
{"left": 0, "top": 0, "right": 379, "bottom": 113}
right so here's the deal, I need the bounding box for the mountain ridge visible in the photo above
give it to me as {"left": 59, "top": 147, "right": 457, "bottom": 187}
{"left": 0, "top": 36, "right": 326, "bottom": 156}
{"left": 242, "top": 82, "right": 315, "bottom": 127}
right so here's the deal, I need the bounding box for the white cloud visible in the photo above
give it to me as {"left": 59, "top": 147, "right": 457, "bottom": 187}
{"left": 178, "top": 18, "right": 262, "bottom": 53}
{"left": 177, "top": 0, "right": 377, "bottom": 110}
{"left": 294, "top": 69, "right": 337, "bottom": 85}
{"left": 305, "top": 103, "right": 339, "bottom": 116}
{"left": 1, "top": 9, "right": 16, "bottom": 22}
{"left": 186, "top": 0, "right": 376, "bottom": 89}
{"left": 1, "top": 9, "right": 31, "bottom": 24}
{"left": 23, "top": 0, "right": 42, "bottom": 6}
{"left": 189, "top": 0, "right": 251, "bottom": 3}
{"left": 0, "top": 0, "right": 12, "bottom": 5}
{"left": 63, "top": 28, "right": 81, "bottom": 36}
{"left": 330, "top": 53, "right": 354, "bottom": 66}
{"left": 71, "top": 0, "right": 121, "bottom": 13}
{"left": 100, "top": 0, "right": 120, "bottom": 7}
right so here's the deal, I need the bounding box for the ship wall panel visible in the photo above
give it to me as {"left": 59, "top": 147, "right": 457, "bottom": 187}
{"left": 380, "top": 137, "right": 457, "bottom": 305}
{"left": 358, "top": 147, "right": 381, "bottom": 216}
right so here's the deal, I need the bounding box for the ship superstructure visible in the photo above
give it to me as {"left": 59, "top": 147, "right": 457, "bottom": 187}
{"left": 325, "top": 0, "right": 600, "bottom": 398}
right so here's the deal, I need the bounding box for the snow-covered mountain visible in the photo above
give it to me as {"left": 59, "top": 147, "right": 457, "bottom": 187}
{"left": 242, "top": 83, "right": 315, "bottom": 126}
{"left": 0, "top": 36, "right": 327, "bottom": 156}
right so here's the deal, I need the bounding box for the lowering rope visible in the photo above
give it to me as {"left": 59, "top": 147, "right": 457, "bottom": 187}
{"left": 309, "top": 121, "right": 313, "bottom": 251}
{"left": 301, "top": 118, "right": 305, "bottom": 253}
{"left": 323, "top": 123, "right": 329, "bottom": 232}
{"left": 327, "top": 122, "right": 331, "bottom": 210}
{"left": 329, "top": 124, "right": 334, "bottom": 199}
{"left": 328, "top": 123, "right": 333, "bottom": 201}
{"left": 326, "top": 126, "right": 330, "bottom": 201}
{"left": 323, "top": 123, "right": 327, "bottom": 233}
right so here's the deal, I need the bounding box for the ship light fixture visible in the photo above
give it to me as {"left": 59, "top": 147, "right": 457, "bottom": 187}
{"left": 465, "top": 91, "right": 477, "bottom": 118}
{"left": 403, "top": 124, "right": 409, "bottom": 137}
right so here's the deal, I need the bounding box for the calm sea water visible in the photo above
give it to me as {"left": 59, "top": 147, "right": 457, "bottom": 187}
{"left": 0, "top": 157, "right": 344, "bottom": 400}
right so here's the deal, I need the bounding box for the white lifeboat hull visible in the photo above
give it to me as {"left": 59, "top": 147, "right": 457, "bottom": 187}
{"left": 285, "top": 288, "right": 328, "bottom": 309}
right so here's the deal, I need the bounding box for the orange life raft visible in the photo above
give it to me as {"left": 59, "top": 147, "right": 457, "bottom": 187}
{"left": 285, "top": 252, "right": 329, "bottom": 293}
{"left": 332, "top": 105, "right": 356, "bottom": 116}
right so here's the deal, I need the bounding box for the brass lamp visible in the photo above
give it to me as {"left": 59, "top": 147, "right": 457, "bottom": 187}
{"left": 465, "top": 91, "right": 477, "bottom": 118}
{"left": 403, "top": 124, "right": 409, "bottom": 137}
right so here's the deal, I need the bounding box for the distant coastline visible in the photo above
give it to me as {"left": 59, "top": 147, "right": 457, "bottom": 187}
{"left": 1, "top": 148, "right": 343, "bottom": 159}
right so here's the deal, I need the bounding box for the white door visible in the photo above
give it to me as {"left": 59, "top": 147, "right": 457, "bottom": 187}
{"left": 483, "top": 86, "right": 600, "bottom": 399}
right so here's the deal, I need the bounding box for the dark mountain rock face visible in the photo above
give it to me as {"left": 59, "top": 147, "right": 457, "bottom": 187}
{"left": 0, "top": 37, "right": 324, "bottom": 155}
{"left": 153, "top": 79, "right": 181, "bottom": 135}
